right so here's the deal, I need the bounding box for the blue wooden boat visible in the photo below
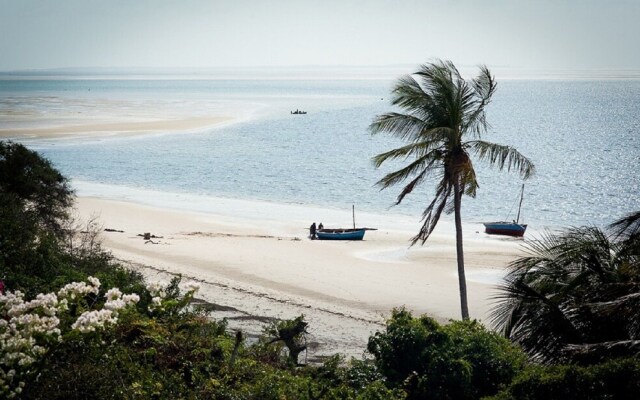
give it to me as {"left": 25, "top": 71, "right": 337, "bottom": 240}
{"left": 316, "top": 228, "right": 366, "bottom": 241}
{"left": 483, "top": 184, "right": 528, "bottom": 237}
{"left": 483, "top": 222, "right": 527, "bottom": 237}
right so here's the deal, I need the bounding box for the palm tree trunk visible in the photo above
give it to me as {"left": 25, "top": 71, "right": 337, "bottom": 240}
{"left": 453, "top": 180, "right": 470, "bottom": 320}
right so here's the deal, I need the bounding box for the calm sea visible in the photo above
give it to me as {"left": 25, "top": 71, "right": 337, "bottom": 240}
{"left": 2, "top": 77, "right": 639, "bottom": 230}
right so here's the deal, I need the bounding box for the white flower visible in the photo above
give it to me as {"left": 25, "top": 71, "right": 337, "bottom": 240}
{"left": 57, "top": 281, "right": 98, "bottom": 299}
{"left": 1, "top": 281, "right": 145, "bottom": 396}
{"left": 87, "top": 276, "right": 101, "bottom": 288}
{"left": 184, "top": 282, "right": 201, "bottom": 293}
{"left": 104, "top": 289, "right": 139, "bottom": 311}
{"left": 122, "top": 294, "right": 140, "bottom": 305}
{"left": 71, "top": 309, "right": 117, "bottom": 333}
{"left": 105, "top": 288, "right": 122, "bottom": 302}
{"left": 146, "top": 282, "right": 166, "bottom": 297}
{"left": 104, "top": 299, "right": 126, "bottom": 311}
{"left": 149, "top": 296, "right": 163, "bottom": 311}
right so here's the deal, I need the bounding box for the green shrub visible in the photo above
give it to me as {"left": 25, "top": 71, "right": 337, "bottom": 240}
{"left": 487, "top": 357, "right": 640, "bottom": 400}
{"left": 368, "top": 308, "right": 526, "bottom": 399}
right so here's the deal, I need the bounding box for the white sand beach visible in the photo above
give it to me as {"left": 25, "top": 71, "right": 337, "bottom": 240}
{"left": 2, "top": 89, "right": 531, "bottom": 359}
{"left": 74, "top": 196, "right": 526, "bottom": 360}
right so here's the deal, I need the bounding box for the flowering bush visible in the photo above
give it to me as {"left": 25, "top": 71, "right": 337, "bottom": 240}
{"left": 0, "top": 277, "right": 142, "bottom": 399}
{"left": 0, "top": 276, "right": 205, "bottom": 398}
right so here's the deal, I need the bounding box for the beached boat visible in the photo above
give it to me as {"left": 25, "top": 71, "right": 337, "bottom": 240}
{"left": 483, "top": 222, "right": 527, "bottom": 237}
{"left": 314, "top": 205, "right": 374, "bottom": 240}
{"left": 316, "top": 228, "right": 366, "bottom": 240}
{"left": 483, "top": 184, "right": 528, "bottom": 237}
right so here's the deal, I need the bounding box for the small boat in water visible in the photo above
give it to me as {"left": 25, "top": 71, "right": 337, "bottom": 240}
{"left": 316, "top": 228, "right": 366, "bottom": 240}
{"left": 483, "top": 184, "right": 528, "bottom": 237}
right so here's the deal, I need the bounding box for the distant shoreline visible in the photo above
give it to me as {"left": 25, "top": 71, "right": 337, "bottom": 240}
{"left": 2, "top": 66, "right": 640, "bottom": 81}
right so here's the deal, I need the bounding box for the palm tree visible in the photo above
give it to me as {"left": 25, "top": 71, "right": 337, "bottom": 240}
{"left": 370, "top": 61, "right": 534, "bottom": 320}
{"left": 490, "top": 213, "right": 640, "bottom": 364}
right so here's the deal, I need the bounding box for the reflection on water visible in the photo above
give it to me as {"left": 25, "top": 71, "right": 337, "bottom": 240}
{"left": 3, "top": 78, "right": 639, "bottom": 229}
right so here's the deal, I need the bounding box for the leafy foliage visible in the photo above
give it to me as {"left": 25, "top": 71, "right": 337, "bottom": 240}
{"left": 367, "top": 308, "right": 525, "bottom": 399}
{"left": 490, "top": 217, "right": 640, "bottom": 364}
{"left": 0, "top": 141, "right": 73, "bottom": 236}
{"left": 488, "top": 357, "right": 640, "bottom": 400}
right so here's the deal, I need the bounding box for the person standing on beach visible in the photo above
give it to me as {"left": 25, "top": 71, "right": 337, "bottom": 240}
{"left": 309, "top": 222, "right": 317, "bottom": 239}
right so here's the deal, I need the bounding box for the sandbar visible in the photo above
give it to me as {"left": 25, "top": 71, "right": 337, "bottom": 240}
{"left": 0, "top": 116, "right": 234, "bottom": 140}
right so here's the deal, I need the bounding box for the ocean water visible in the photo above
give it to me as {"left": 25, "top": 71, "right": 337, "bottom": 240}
{"left": 2, "top": 77, "right": 639, "bottom": 230}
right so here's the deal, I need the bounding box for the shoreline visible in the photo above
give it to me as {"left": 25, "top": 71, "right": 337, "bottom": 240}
{"left": 74, "top": 195, "right": 526, "bottom": 358}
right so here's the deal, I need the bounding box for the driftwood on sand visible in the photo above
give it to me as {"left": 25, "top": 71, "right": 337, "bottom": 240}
{"left": 136, "top": 232, "right": 164, "bottom": 244}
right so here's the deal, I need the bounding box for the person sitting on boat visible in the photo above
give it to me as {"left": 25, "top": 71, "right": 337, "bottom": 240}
{"left": 309, "top": 222, "right": 317, "bottom": 239}
{"left": 318, "top": 222, "right": 324, "bottom": 230}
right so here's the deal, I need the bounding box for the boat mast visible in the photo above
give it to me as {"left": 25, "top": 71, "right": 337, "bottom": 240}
{"left": 352, "top": 205, "right": 356, "bottom": 229}
{"left": 516, "top": 184, "right": 525, "bottom": 224}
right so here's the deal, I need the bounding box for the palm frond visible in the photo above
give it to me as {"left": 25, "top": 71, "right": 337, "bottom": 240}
{"left": 583, "top": 291, "right": 640, "bottom": 339}
{"left": 460, "top": 168, "right": 478, "bottom": 198}
{"left": 410, "top": 179, "right": 452, "bottom": 245}
{"left": 491, "top": 275, "right": 582, "bottom": 363}
{"left": 471, "top": 65, "right": 497, "bottom": 102}
{"left": 491, "top": 222, "right": 640, "bottom": 363}
{"left": 372, "top": 141, "right": 435, "bottom": 168}
{"left": 561, "top": 340, "right": 640, "bottom": 364}
{"left": 610, "top": 210, "right": 640, "bottom": 239}
{"left": 467, "top": 140, "right": 535, "bottom": 179}
{"left": 609, "top": 211, "right": 640, "bottom": 263}
{"left": 415, "top": 61, "right": 465, "bottom": 130}
{"left": 390, "top": 74, "right": 434, "bottom": 115}
{"left": 375, "top": 151, "right": 441, "bottom": 190}
{"left": 393, "top": 169, "right": 427, "bottom": 206}
{"left": 584, "top": 292, "right": 640, "bottom": 315}
{"left": 463, "top": 65, "right": 497, "bottom": 137}
{"left": 507, "top": 227, "right": 617, "bottom": 291}
{"left": 448, "top": 150, "right": 478, "bottom": 198}
{"left": 369, "top": 112, "right": 429, "bottom": 142}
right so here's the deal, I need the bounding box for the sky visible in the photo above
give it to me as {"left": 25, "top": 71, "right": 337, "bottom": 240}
{"left": 1, "top": 0, "right": 639, "bottom": 73}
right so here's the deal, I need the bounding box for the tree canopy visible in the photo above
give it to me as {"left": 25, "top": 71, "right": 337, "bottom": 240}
{"left": 0, "top": 141, "right": 73, "bottom": 236}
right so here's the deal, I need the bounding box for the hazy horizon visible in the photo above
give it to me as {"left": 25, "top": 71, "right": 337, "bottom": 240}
{"left": 2, "top": 0, "right": 639, "bottom": 74}
{"left": 3, "top": 65, "right": 640, "bottom": 82}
